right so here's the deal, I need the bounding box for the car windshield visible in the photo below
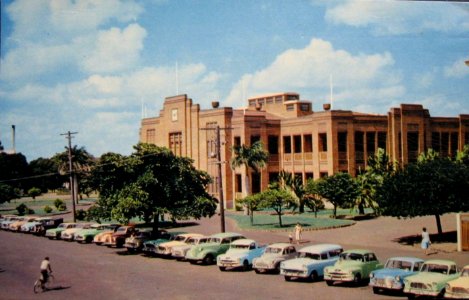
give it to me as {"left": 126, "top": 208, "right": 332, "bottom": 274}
{"left": 116, "top": 227, "right": 127, "bottom": 232}
{"left": 265, "top": 247, "right": 282, "bottom": 254}
{"left": 462, "top": 269, "right": 469, "bottom": 277}
{"left": 340, "top": 253, "right": 363, "bottom": 261}
{"left": 231, "top": 244, "right": 250, "bottom": 250}
{"left": 57, "top": 224, "right": 66, "bottom": 229}
{"left": 209, "top": 238, "right": 221, "bottom": 243}
{"left": 385, "top": 259, "right": 413, "bottom": 270}
{"left": 298, "top": 252, "right": 320, "bottom": 260}
{"left": 421, "top": 263, "right": 449, "bottom": 274}
{"left": 174, "top": 236, "right": 186, "bottom": 241}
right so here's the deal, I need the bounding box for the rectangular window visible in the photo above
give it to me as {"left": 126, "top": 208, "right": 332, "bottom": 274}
{"left": 286, "top": 104, "right": 294, "bottom": 111}
{"left": 304, "top": 134, "right": 312, "bottom": 152}
{"left": 283, "top": 136, "right": 292, "bottom": 153}
{"left": 169, "top": 132, "right": 182, "bottom": 156}
{"left": 251, "top": 135, "right": 260, "bottom": 145}
{"left": 235, "top": 174, "right": 242, "bottom": 193}
{"left": 338, "top": 132, "right": 347, "bottom": 152}
{"left": 355, "top": 131, "right": 364, "bottom": 152}
{"left": 300, "top": 104, "right": 310, "bottom": 112}
{"left": 319, "top": 133, "right": 327, "bottom": 151}
{"left": 268, "top": 135, "right": 279, "bottom": 154}
{"left": 293, "top": 135, "right": 302, "bottom": 153}
{"left": 432, "top": 132, "right": 440, "bottom": 152}
{"left": 366, "top": 132, "right": 376, "bottom": 155}
{"left": 269, "top": 172, "right": 279, "bottom": 184}
{"left": 234, "top": 136, "right": 241, "bottom": 147}
{"left": 146, "top": 129, "right": 156, "bottom": 144}
{"left": 451, "top": 132, "right": 458, "bottom": 158}
{"left": 377, "top": 132, "right": 387, "bottom": 150}
{"left": 251, "top": 173, "right": 261, "bottom": 194}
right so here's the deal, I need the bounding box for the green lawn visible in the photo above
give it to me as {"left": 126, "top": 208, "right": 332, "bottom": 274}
{"left": 227, "top": 212, "right": 355, "bottom": 231}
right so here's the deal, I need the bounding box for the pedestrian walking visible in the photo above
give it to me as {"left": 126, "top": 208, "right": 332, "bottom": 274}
{"left": 295, "top": 223, "right": 302, "bottom": 244}
{"left": 421, "top": 227, "right": 431, "bottom": 255}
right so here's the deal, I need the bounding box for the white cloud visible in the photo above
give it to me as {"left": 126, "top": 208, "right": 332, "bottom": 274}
{"left": 324, "top": 0, "right": 469, "bottom": 35}
{"left": 444, "top": 58, "right": 469, "bottom": 78}
{"left": 82, "top": 24, "right": 147, "bottom": 73}
{"left": 225, "top": 38, "right": 402, "bottom": 113}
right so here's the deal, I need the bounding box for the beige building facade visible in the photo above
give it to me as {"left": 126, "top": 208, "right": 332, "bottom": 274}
{"left": 140, "top": 93, "right": 469, "bottom": 209}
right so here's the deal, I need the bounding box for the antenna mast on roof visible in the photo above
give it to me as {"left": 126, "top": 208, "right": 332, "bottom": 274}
{"left": 329, "top": 74, "right": 334, "bottom": 110}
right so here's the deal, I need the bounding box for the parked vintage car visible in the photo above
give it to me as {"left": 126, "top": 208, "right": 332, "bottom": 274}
{"left": 171, "top": 235, "right": 210, "bottom": 260}
{"left": 142, "top": 231, "right": 186, "bottom": 256}
{"left": 155, "top": 233, "right": 204, "bottom": 257}
{"left": 45, "top": 222, "right": 77, "bottom": 239}
{"left": 123, "top": 228, "right": 156, "bottom": 253}
{"left": 74, "top": 223, "right": 120, "bottom": 243}
{"left": 9, "top": 216, "right": 36, "bottom": 231}
{"left": 324, "top": 249, "right": 383, "bottom": 285}
{"left": 21, "top": 217, "right": 48, "bottom": 233}
{"left": 0, "top": 215, "right": 20, "bottom": 230}
{"left": 185, "top": 232, "right": 245, "bottom": 265}
{"left": 253, "top": 243, "right": 297, "bottom": 274}
{"left": 104, "top": 225, "right": 136, "bottom": 248}
{"left": 369, "top": 256, "right": 424, "bottom": 294}
{"left": 217, "top": 239, "right": 266, "bottom": 271}
{"left": 280, "top": 244, "right": 343, "bottom": 281}
{"left": 403, "top": 259, "right": 460, "bottom": 299}
{"left": 31, "top": 217, "right": 64, "bottom": 236}
{"left": 61, "top": 223, "right": 94, "bottom": 241}
{"left": 445, "top": 264, "right": 469, "bottom": 299}
{"left": 93, "top": 225, "right": 122, "bottom": 245}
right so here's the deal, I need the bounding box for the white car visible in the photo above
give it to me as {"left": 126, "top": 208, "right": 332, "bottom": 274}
{"left": 253, "top": 243, "right": 297, "bottom": 274}
{"left": 155, "top": 233, "right": 204, "bottom": 257}
{"left": 60, "top": 223, "right": 93, "bottom": 241}
{"left": 171, "top": 235, "right": 210, "bottom": 260}
{"left": 280, "top": 244, "right": 343, "bottom": 281}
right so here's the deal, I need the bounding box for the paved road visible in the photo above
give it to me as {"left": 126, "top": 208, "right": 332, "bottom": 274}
{"left": 0, "top": 213, "right": 467, "bottom": 300}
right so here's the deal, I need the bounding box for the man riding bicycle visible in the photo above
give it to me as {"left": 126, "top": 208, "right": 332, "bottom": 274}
{"left": 40, "top": 257, "right": 52, "bottom": 288}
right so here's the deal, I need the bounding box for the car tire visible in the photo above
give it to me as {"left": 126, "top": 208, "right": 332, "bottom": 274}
{"left": 406, "top": 294, "right": 415, "bottom": 300}
{"left": 310, "top": 270, "right": 319, "bottom": 282}
{"left": 254, "top": 269, "right": 260, "bottom": 274}
{"left": 85, "top": 236, "right": 93, "bottom": 243}
{"left": 219, "top": 266, "right": 226, "bottom": 272}
{"left": 372, "top": 287, "right": 380, "bottom": 294}
{"left": 284, "top": 276, "right": 292, "bottom": 282}
{"left": 353, "top": 273, "right": 361, "bottom": 285}
{"left": 326, "top": 280, "right": 334, "bottom": 286}
{"left": 242, "top": 260, "right": 250, "bottom": 271}
{"left": 203, "top": 254, "right": 214, "bottom": 265}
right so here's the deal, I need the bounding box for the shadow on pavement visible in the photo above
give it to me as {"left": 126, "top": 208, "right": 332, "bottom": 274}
{"left": 393, "top": 231, "right": 456, "bottom": 246}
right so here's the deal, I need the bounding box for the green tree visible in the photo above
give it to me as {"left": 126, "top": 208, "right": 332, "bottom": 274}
{"left": 28, "top": 187, "right": 42, "bottom": 200}
{"left": 258, "top": 185, "right": 295, "bottom": 227}
{"left": 91, "top": 144, "right": 217, "bottom": 234}
{"left": 303, "top": 179, "right": 325, "bottom": 217}
{"left": 278, "top": 171, "right": 306, "bottom": 213}
{"left": 0, "top": 183, "right": 20, "bottom": 204}
{"left": 28, "top": 157, "right": 63, "bottom": 192}
{"left": 0, "top": 152, "right": 30, "bottom": 198}
{"left": 377, "top": 150, "right": 469, "bottom": 235}
{"left": 315, "top": 172, "right": 360, "bottom": 218}
{"left": 238, "top": 193, "right": 263, "bottom": 225}
{"left": 456, "top": 144, "right": 469, "bottom": 166}
{"left": 230, "top": 141, "right": 269, "bottom": 207}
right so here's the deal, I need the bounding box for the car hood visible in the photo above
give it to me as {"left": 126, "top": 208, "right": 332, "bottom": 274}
{"left": 407, "top": 272, "right": 454, "bottom": 283}
{"left": 373, "top": 268, "right": 413, "bottom": 278}
{"left": 159, "top": 241, "right": 185, "bottom": 248}
{"left": 446, "top": 276, "right": 469, "bottom": 288}
{"left": 282, "top": 258, "right": 316, "bottom": 268}
{"left": 224, "top": 249, "right": 250, "bottom": 256}
{"left": 332, "top": 260, "right": 363, "bottom": 270}
{"left": 144, "top": 238, "right": 169, "bottom": 246}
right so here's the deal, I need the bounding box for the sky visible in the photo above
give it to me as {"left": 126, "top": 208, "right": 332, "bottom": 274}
{"left": 1, "top": 0, "right": 468, "bottom": 161}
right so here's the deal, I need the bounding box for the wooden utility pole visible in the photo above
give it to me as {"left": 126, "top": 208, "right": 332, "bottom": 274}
{"left": 61, "top": 131, "right": 78, "bottom": 222}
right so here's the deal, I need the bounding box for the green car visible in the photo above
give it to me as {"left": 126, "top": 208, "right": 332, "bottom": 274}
{"left": 403, "top": 259, "right": 460, "bottom": 299}
{"left": 185, "top": 232, "right": 245, "bottom": 265}
{"left": 74, "top": 223, "right": 120, "bottom": 243}
{"left": 142, "top": 231, "right": 183, "bottom": 256}
{"left": 44, "top": 222, "right": 77, "bottom": 239}
{"left": 324, "top": 249, "right": 383, "bottom": 285}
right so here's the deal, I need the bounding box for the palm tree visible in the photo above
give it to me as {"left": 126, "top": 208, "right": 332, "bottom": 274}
{"left": 278, "top": 170, "right": 306, "bottom": 213}
{"left": 230, "top": 141, "right": 268, "bottom": 212}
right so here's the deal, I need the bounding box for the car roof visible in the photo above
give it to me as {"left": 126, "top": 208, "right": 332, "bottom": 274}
{"left": 423, "top": 259, "right": 457, "bottom": 265}
{"left": 209, "top": 232, "right": 243, "bottom": 239}
{"left": 299, "top": 244, "right": 342, "bottom": 253}
{"left": 343, "top": 249, "right": 374, "bottom": 255}
{"left": 231, "top": 238, "right": 256, "bottom": 245}
{"left": 177, "top": 233, "right": 204, "bottom": 238}
{"left": 267, "top": 243, "right": 293, "bottom": 249}
{"left": 387, "top": 257, "right": 424, "bottom": 263}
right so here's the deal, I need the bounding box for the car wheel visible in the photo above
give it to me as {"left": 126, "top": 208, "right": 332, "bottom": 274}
{"left": 85, "top": 236, "right": 92, "bottom": 243}
{"left": 254, "top": 269, "right": 260, "bottom": 274}
{"left": 406, "top": 293, "right": 415, "bottom": 300}
{"left": 284, "top": 276, "right": 292, "bottom": 282}
{"left": 242, "top": 260, "right": 250, "bottom": 271}
{"left": 326, "top": 280, "right": 334, "bottom": 286}
{"left": 310, "top": 270, "right": 319, "bottom": 282}
{"left": 203, "top": 254, "right": 214, "bottom": 265}
{"left": 372, "top": 287, "right": 380, "bottom": 294}
{"left": 353, "top": 273, "right": 361, "bottom": 285}
{"left": 219, "top": 266, "right": 226, "bottom": 272}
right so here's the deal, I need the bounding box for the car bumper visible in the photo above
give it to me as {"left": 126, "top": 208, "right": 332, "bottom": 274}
{"left": 280, "top": 269, "right": 308, "bottom": 278}
{"left": 369, "top": 279, "right": 403, "bottom": 290}
{"left": 403, "top": 288, "right": 440, "bottom": 297}
{"left": 445, "top": 291, "right": 469, "bottom": 299}
{"left": 324, "top": 273, "right": 354, "bottom": 282}
{"left": 218, "top": 261, "right": 242, "bottom": 268}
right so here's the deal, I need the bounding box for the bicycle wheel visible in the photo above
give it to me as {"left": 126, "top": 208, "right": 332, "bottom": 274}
{"left": 46, "top": 274, "right": 54, "bottom": 288}
{"left": 33, "top": 279, "right": 43, "bottom": 293}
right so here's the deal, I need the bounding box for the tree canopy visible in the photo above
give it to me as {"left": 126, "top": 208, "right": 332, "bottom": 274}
{"left": 89, "top": 143, "right": 217, "bottom": 233}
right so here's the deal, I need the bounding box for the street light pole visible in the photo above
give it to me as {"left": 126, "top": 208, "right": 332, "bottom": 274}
{"left": 215, "top": 125, "right": 225, "bottom": 233}
{"left": 61, "top": 131, "right": 78, "bottom": 222}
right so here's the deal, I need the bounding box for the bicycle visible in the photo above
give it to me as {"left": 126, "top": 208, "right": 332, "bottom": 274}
{"left": 33, "top": 273, "right": 54, "bottom": 293}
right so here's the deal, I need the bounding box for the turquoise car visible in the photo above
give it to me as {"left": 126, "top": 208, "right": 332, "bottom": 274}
{"left": 45, "top": 222, "right": 77, "bottom": 239}
{"left": 403, "top": 259, "right": 460, "bottom": 299}
{"left": 142, "top": 231, "right": 182, "bottom": 256}
{"left": 185, "top": 232, "right": 245, "bottom": 265}
{"left": 324, "top": 249, "right": 383, "bottom": 285}
{"left": 74, "top": 223, "right": 120, "bottom": 243}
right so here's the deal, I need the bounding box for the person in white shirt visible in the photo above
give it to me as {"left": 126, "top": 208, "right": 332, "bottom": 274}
{"left": 421, "top": 227, "right": 431, "bottom": 255}
{"left": 40, "top": 257, "right": 52, "bottom": 288}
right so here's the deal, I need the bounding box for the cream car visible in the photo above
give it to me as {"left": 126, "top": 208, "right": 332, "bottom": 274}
{"left": 171, "top": 235, "right": 210, "bottom": 260}
{"left": 445, "top": 265, "right": 469, "bottom": 299}
{"left": 156, "top": 233, "right": 204, "bottom": 257}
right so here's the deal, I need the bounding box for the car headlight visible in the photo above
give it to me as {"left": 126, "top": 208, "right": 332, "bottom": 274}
{"left": 445, "top": 284, "right": 451, "bottom": 292}
{"left": 348, "top": 270, "right": 354, "bottom": 275}
{"left": 369, "top": 273, "right": 374, "bottom": 278}
{"left": 395, "top": 275, "right": 401, "bottom": 281}
{"left": 431, "top": 282, "right": 438, "bottom": 288}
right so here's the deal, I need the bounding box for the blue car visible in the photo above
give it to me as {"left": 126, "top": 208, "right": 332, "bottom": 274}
{"left": 369, "top": 256, "right": 424, "bottom": 294}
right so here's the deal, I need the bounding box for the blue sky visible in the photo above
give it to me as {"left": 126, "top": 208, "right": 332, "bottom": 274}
{"left": 1, "top": 0, "right": 468, "bottom": 161}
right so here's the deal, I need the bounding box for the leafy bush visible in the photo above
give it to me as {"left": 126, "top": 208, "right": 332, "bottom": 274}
{"left": 44, "top": 205, "right": 53, "bottom": 214}
{"left": 75, "top": 209, "right": 86, "bottom": 221}
{"left": 28, "top": 187, "right": 42, "bottom": 199}
{"left": 57, "top": 203, "right": 67, "bottom": 211}
{"left": 54, "top": 199, "right": 64, "bottom": 209}
{"left": 16, "top": 203, "right": 34, "bottom": 215}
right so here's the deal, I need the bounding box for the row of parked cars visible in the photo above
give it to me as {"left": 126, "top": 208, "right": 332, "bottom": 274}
{"left": 1, "top": 214, "right": 468, "bottom": 299}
